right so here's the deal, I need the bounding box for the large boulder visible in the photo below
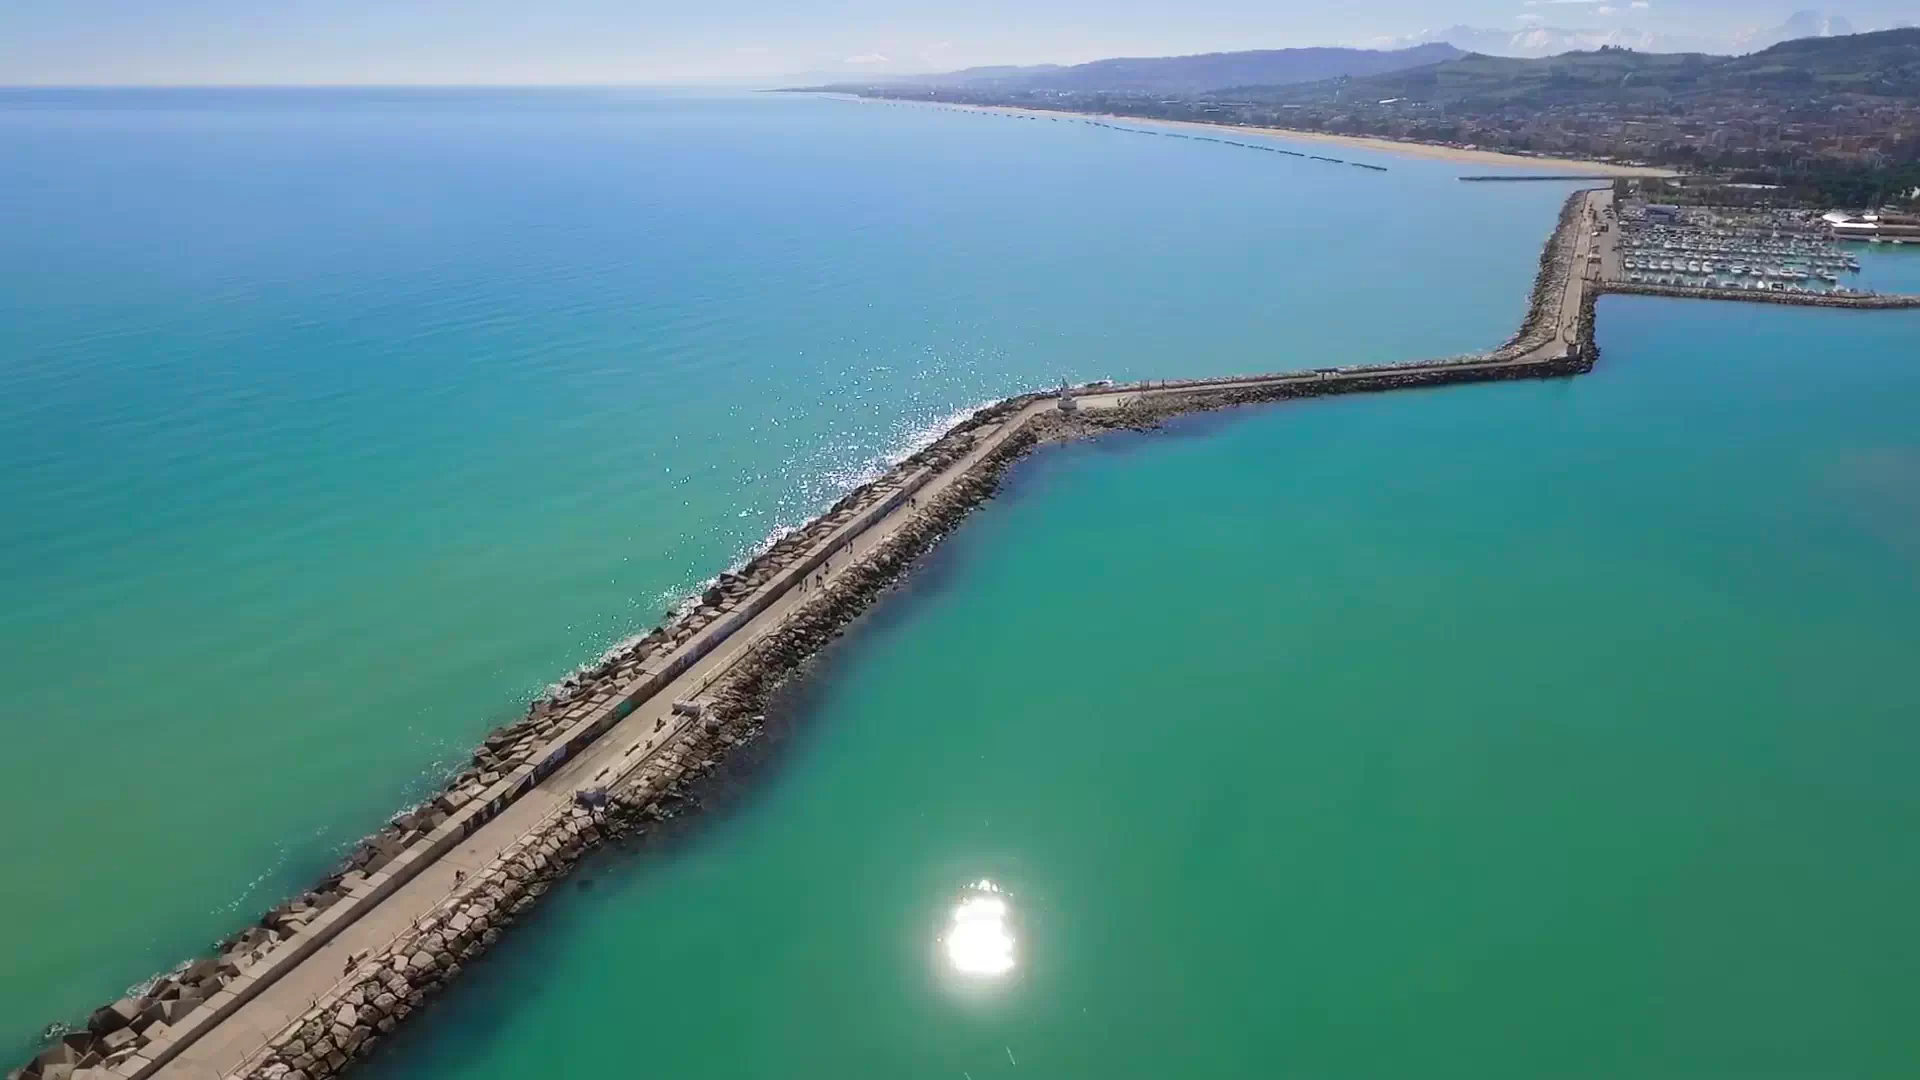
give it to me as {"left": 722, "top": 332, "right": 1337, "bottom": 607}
{"left": 98, "top": 1030, "right": 139, "bottom": 1055}
{"left": 57, "top": 1034, "right": 92, "bottom": 1056}
{"left": 136, "top": 1001, "right": 172, "bottom": 1033}
{"left": 179, "top": 958, "right": 219, "bottom": 984}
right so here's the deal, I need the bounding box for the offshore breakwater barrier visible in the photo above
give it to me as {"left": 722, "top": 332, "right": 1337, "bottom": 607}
{"left": 1460, "top": 174, "right": 1625, "bottom": 182}
{"left": 1599, "top": 280, "right": 1920, "bottom": 309}
{"left": 13, "top": 188, "right": 1913, "bottom": 1080}
{"left": 921, "top": 110, "right": 1393, "bottom": 172}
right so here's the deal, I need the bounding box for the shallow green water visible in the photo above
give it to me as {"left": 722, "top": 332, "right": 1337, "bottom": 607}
{"left": 0, "top": 88, "right": 1583, "bottom": 1051}
{"left": 10, "top": 86, "right": 1920, "bottom": 1073}
{"left": 365, "top": 296, "right": 1920, "bottom": 1078}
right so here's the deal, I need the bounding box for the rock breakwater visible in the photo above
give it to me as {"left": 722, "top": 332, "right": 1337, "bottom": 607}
{"left": 1488, "top": 190, "right": 1588, "bottom": 362}
{"left": 221, "top": 406, "right": 1051, "bottom": 1080}
{"left": 215, "top": 358, "right": 1600, "bottom": 1080}
{"left": 12, "top": 397, "right": 1038, "bottom": 1080}
{"left": 1599, "top": 281, "right": 1920, "bottom": 309}
{"left": 45, "top": 181, "right": 1901, "bottom": 1080}
{"left": 13, "top": 194, "right": 1603, "bottom": 1080}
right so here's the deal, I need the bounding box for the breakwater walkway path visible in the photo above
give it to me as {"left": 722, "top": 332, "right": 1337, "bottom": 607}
{"left": 18, "top": 190, "right": 1613, "bottom": 1080}
{"left": 20, "top": 187, "right": 1915, "bottom": 1080}
{"left": 26, "top": 192, "right": 1602, "bottom": 1080}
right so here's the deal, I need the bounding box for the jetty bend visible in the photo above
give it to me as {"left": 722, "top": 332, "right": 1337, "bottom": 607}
{"left": 18, "top": 188, "right": 1918, "bottom": 1080}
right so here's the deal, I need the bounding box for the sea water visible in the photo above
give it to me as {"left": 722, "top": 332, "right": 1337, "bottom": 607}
{"left": 365, "top": 297, "right": 1920, "bottom": 1078}
{"left": 0, "top": 88, "right": 1576, "bottom": 1053}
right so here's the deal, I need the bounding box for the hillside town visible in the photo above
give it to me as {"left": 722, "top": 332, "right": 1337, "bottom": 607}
{"left": 841, "top": 30, "right": 1920, "bottom": 210}
{"left": 860, "top": 81, "right": 1918, "bottom": 208}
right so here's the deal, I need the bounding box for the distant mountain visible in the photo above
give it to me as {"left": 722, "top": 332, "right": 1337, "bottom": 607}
{"left": 1375, "top": 24, "right": 1721, "bottom": 59}
{"left": 897, "top": 64, "right": 1065, "bottom": 87}
{"left": 1376, "top": 11, "right": 1878, "bottom": 59}
{"left": 856, "top": 44, "right": 1463, "bottom": 95}
{"left": 1235, "top": 27, "right": 1920, "bottom": 106}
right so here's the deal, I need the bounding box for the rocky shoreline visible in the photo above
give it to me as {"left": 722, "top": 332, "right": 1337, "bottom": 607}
{"left": 13, "top": 191, "right": 1604, "bottom": 1080}
{"left": 1489, "top": 190, "right": 1587, "bottom": 362}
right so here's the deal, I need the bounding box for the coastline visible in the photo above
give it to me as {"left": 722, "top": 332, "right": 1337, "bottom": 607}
{"left": 841, "top": 96, "right": 1675, "bottom": 177}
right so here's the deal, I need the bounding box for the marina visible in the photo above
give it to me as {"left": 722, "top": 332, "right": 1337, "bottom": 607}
{"left": 1614, "top": 202, "right": 1871, "bottom": 296}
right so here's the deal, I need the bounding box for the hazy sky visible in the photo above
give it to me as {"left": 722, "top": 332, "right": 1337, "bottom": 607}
{"left": 1, "top": 0, "right": 1912, "bottom": 85}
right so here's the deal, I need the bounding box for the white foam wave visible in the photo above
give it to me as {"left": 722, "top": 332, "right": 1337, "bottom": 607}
{"left": 562, "top": 395, "right": 1003, "bottom": 686}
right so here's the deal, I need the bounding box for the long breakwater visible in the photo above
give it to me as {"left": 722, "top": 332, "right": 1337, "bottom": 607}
{"left": 14, "top": 188, "right": 1912, "bottom": 1080}
{"left": 1601, "top": 280, "right": 1920, "bottom": 309}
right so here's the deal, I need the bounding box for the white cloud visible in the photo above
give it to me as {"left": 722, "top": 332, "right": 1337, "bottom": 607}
{"left": 1523, "top": 0, "right": 1601, "bottom": 6}
{"left": 734, "top": 45, "right": 770, "bottom": 55}
{"left": 843, "top": 53, "right": 890, "bottom": 64}
{"left": 1597, "top": 4, "right": 1620, "bottom": 13}
{"left": 1629, "top": 1, "right": 1651, "bottom": 7}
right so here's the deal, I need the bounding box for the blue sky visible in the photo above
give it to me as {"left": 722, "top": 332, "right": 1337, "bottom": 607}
{"left": 1, "top": 0, "right": 1911, "bottom": 84}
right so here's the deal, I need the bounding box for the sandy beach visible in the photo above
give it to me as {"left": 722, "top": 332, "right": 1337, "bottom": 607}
{"left": 854, "top": 97, "right": 1675, "bottom": 178}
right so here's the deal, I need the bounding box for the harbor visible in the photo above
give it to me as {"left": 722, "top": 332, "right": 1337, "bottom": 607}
{"left": 13, "top": 187, "right": 1918, "bottom": 1080}
{"left": 1613, "top": 201, "right": 1872, "bottom": 297}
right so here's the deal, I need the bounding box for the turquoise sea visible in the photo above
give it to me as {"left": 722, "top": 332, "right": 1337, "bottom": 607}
{"left": 363, "top": 298, "right": 1920, "bottom": 1079}
{"left": 4, "top": 88, "right": 1919, "bottom": 1072}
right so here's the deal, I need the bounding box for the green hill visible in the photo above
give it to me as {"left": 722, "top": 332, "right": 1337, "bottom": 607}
{"left": 1235, "top": 27, "right": 1920, "bottom": 106}
{"left": 804, "top": 44, "right": 1463, "bottom": 97}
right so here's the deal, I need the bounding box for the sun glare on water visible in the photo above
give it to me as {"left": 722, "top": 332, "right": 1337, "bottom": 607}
{"left": 942, "top": 880, "right": 1016, "bottom": 978}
